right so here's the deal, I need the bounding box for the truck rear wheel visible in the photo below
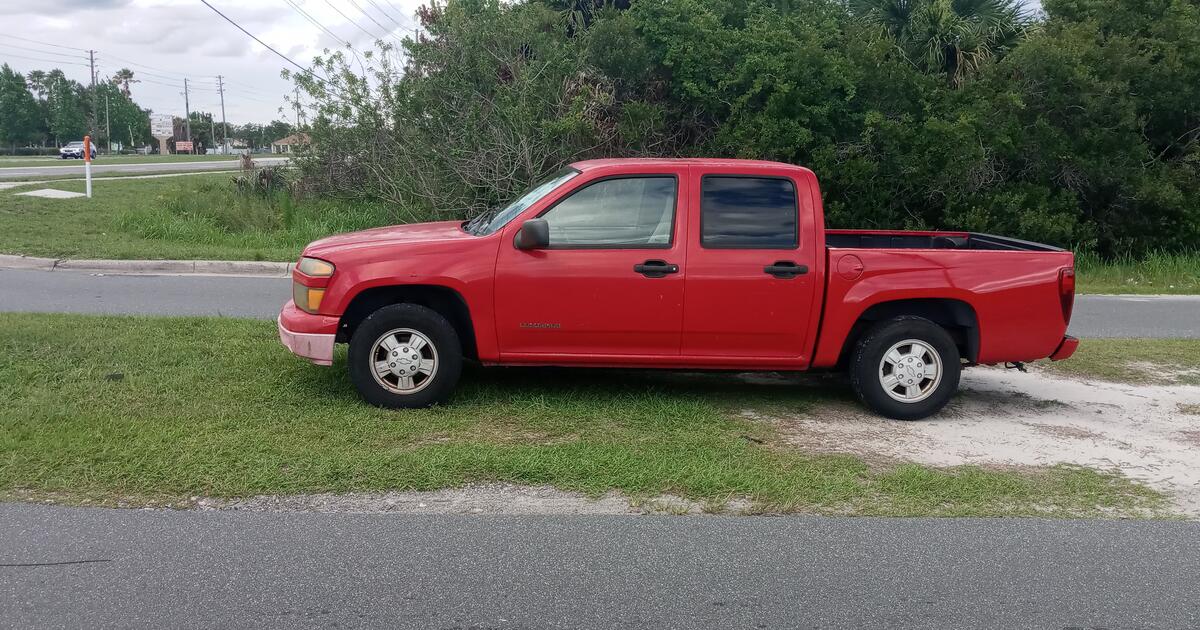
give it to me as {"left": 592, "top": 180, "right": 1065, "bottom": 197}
{"left": 849, "top": 316, "right": 960, "bottom": 420}
{"left": 348, "top": 304, "right": 463, "bottom": 408}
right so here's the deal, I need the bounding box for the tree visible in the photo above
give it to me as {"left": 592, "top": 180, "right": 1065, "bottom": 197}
{"left": 110, "top": 68, "right": 138, "bottom": 98}
{"left": 94, "top": 82, "right": 150, "bottom": 150}
{"left": 263, "top": 120, "right": 294, "bottom": 145}
{"left": 0, "top": 64, "right": 40, "bottom": 150}
{"left": 46, "top": 71, "right": 86, "bottom": 145}
{"left": 851, "top": 0, "right": 1032, "bottom": 85}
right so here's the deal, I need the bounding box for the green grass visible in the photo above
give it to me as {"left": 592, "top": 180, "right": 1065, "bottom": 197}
{"left": 0, "top": 175, "right": 390, "bottom": 261}
{"left": 1041, "top": 338, "right": 1200, "bottom": 385}
{"left": 0, "top": 313, "right": 1164, "bottom": 517}
{"left": 1076, "top": 250, "right": 1200, "bottom": 295}
{"left": 0, "top": 154, "right": 243, "bottom": 169}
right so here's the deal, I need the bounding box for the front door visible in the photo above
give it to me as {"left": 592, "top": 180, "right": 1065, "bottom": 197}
{"left": 681, "top": 171, "right": 820, "bottom": 363}
{"left": 494, "top": 169, "right": 689, "bottom": 360}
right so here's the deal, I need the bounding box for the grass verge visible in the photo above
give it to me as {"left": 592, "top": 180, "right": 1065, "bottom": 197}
{"left": 1040, "top": 338, "right": 1200, "bottom": 385}
{"left": 0, "top": 174, "right": 390, "bottom": 261}
{"left": 1076, "top": 250, "right": 1200, "bottom": 295}
{"left": 0, "top": 313, "right": 1164, "bottom": 517}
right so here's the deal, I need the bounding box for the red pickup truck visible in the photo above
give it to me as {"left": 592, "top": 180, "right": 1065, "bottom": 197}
{"left": 279, "top": 158, "right": 1077, "bottom": 420}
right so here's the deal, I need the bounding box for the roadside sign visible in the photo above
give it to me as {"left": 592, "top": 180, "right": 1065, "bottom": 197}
{"left": 150, "top": 113, "right": 173, "bottom": 156}
{"left": 150, "top": 113, "right": 173, "bottom": 139}
{"left": 176, "top": 140, "right": 194, "bottom": 153}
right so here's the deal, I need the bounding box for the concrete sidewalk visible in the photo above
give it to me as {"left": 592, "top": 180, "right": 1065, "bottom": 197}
{"left": 0, "top": 254, "right": 291, "bottom": 277}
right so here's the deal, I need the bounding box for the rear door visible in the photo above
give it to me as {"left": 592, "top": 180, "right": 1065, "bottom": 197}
{"left": 680, "top": 169, "right": 821, "bottom": 364}
{"left": 494, "top": 167, "right": 689, "bottom": 359}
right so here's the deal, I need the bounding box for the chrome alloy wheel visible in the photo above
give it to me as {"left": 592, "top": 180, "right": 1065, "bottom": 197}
{"left": 370, "top": 328, "right": 439, "bottom": 394}
{"left": 878, "top": 339, "right": 942, "bottom": 403}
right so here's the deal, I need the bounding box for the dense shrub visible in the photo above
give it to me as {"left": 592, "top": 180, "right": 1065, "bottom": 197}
{"left": 291, "top": 0, "right": 1200, "bottom": 256}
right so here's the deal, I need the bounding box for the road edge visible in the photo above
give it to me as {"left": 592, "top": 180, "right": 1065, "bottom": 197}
{"left": 0, "top": 254, "right": 292, "bottom": 277}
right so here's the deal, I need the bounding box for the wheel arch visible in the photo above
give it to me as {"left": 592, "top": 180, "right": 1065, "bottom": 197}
{"left": 837, "top": 298, "right": 979, "bottom": 368}
{"left": 338, "top": 284, "right": 479, "bottom": 360}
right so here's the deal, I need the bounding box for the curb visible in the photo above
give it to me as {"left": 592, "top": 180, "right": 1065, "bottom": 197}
{"left": 0, "top": 254, "right": 292, "bottom": 277}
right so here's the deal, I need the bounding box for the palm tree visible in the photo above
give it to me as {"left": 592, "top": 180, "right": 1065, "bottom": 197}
{"left": 26, "top": 70, "right": 48, "bottom": 99}
{"left": 851, "top": 0, "right": 1032, "bottom": 85}
{"left": 111, "top": 68, "right": 138, "bottom": 98}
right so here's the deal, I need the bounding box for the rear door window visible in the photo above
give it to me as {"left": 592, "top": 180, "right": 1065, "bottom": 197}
{"left": 700, "top": 176, "right": 798, "bottom": 249}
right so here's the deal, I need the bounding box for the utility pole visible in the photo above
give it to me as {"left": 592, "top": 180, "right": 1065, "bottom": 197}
{"left": 88, "top": 50, "right": 97, "bottom": 137}
{"left": 105, "top": 96, "right": 111, "bottom": 154}
{"left": 217, "top": 75, "right": 229, "bottom": 155}
{"left": 183, "top": 77, "right": 192, "bottom": 142}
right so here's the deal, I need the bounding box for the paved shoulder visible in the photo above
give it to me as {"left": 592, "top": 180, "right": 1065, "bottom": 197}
{"left": 0, "top": 268, "right": 288, "bottom": 318}
{"left": 1073, "top": 295, "right": 1200, "bottom": 338}
{"left": 1, "top": 504, "right": 1197, "bottom": 629}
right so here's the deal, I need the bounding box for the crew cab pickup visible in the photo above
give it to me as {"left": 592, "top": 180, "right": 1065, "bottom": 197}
{"left": 279, "top": 158, "right": 1078, "bottom": 419}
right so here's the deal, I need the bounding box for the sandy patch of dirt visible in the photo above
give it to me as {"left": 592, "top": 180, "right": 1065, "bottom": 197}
{"left": 774, "top": 366, "right": 1200, "bottom": 514}
{"left": 203, "top": 483, "right": 745, "bottom": 516}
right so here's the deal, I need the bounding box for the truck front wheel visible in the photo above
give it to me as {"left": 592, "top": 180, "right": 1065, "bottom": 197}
{"left": 348, "top": 303, "right": 463, "bottom": 408}
{"left": 849, "top": 316, "right": 961, "bottom": 420}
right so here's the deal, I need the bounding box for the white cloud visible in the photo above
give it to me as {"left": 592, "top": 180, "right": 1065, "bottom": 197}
{"left": 0, "top": 0, "right": 425, "bottom": 123}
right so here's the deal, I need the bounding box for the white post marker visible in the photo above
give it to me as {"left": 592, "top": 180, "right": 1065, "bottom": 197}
{"left": 83, "top": 133, "right": 93, "bottom": 198}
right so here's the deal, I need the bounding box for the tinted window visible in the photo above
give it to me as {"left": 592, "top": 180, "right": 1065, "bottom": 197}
{"left": 700, "top": 177, "right": 798, "bottom": 248}
{"left": 541, "top": 176, "right": 676, "bottom": 247}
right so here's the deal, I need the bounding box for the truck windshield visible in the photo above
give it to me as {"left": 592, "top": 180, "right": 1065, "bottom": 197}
{"left": 468, "top": 167, "right": 580, "bottom": 236}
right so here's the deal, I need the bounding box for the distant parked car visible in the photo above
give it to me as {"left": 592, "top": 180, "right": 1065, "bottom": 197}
{"left": 59, "top": 141, "right": 98, "bottom": 159}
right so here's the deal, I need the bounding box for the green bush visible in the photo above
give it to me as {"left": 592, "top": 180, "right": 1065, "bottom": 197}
{"left": 287, "top": 0, "right": 1199, "bottom": 257}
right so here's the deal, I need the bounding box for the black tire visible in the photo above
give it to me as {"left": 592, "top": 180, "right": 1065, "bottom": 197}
{"left": 347, "top": 303, "right": 463, "bottom": 409}
{"left": 849, "top": 316, "right": 961, "bottom": 421}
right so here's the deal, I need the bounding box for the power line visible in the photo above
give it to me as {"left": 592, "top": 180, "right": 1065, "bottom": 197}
{"left": 0, "top": 42, "right": 90, "bottom": 61}
{"left": 0, "top": 50, "right": 91, "bottom": 68}
{"left": 364, "top": 0, "right": 415, "bottom": 35}
{"left": 0, "top": 33, "right": 88, "bottom": 52}
{"left": 285, "top": 0, "right": 351, "bottom": 47}
{"left": 96, "top": 58, "right": 194, "bottom": 82}
{"left": 323, "top": 0, "right": 385, "bottom": 42}
{"left": 382, "top": 0, "right": 422, "bottom": 35}
{"left": 200, "top": 0, "right": 312, "bottom": 75}
{"left": 347, "top": 0, "right": 402, "bottom": 42}
{"left": 136, "top": 76, "right": 187, "bottom": 89}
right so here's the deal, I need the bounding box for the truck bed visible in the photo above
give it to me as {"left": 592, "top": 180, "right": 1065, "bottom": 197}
{"left": 825, "top": 230, "right": 1063, "bottom": 252}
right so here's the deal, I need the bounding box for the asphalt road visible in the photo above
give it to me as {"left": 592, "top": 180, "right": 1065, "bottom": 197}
{"left": 2, "top": 504, "right": 1197, "bottom": 629}
{"left": 0, "top": 268, "right": 1196, "bottom": 337}
{"left": 0, "top": 157, "right": 288, "bottom": 179}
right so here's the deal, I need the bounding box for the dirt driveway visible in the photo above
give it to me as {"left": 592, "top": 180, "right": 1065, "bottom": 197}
{"left": 775, "top": 366, "right": 1200, "bottom": 515}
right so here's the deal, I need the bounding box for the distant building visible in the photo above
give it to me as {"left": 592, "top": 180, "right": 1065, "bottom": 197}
{"left": 271, "top": 133, "right": 310, "bottom": 154}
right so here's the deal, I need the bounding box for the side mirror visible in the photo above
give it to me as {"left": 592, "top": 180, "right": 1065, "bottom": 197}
{"left": 514, "top": 218, "right": 550, "bottom": 250}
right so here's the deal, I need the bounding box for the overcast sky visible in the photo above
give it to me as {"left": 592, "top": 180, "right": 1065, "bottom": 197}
{"left": 0, "top": 0, "right": 424, "bottom": 125}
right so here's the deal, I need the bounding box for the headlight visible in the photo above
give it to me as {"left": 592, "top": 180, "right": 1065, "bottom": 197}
{"left": 293, "top": 283, "right": 326, "bottom": 313}
{"left": 297, "top": 256, "right": 335, "bottom": 277}
{"left": 294, "top": 257, "right": 334, "bottom": 313}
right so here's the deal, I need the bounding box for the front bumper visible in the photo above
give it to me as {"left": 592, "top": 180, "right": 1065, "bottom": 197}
{"left": 1050, "top": 335, "right": 1079, "bottom": 361}
{"left": 277, "top": 300, "right": 338, "bottom": 366}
